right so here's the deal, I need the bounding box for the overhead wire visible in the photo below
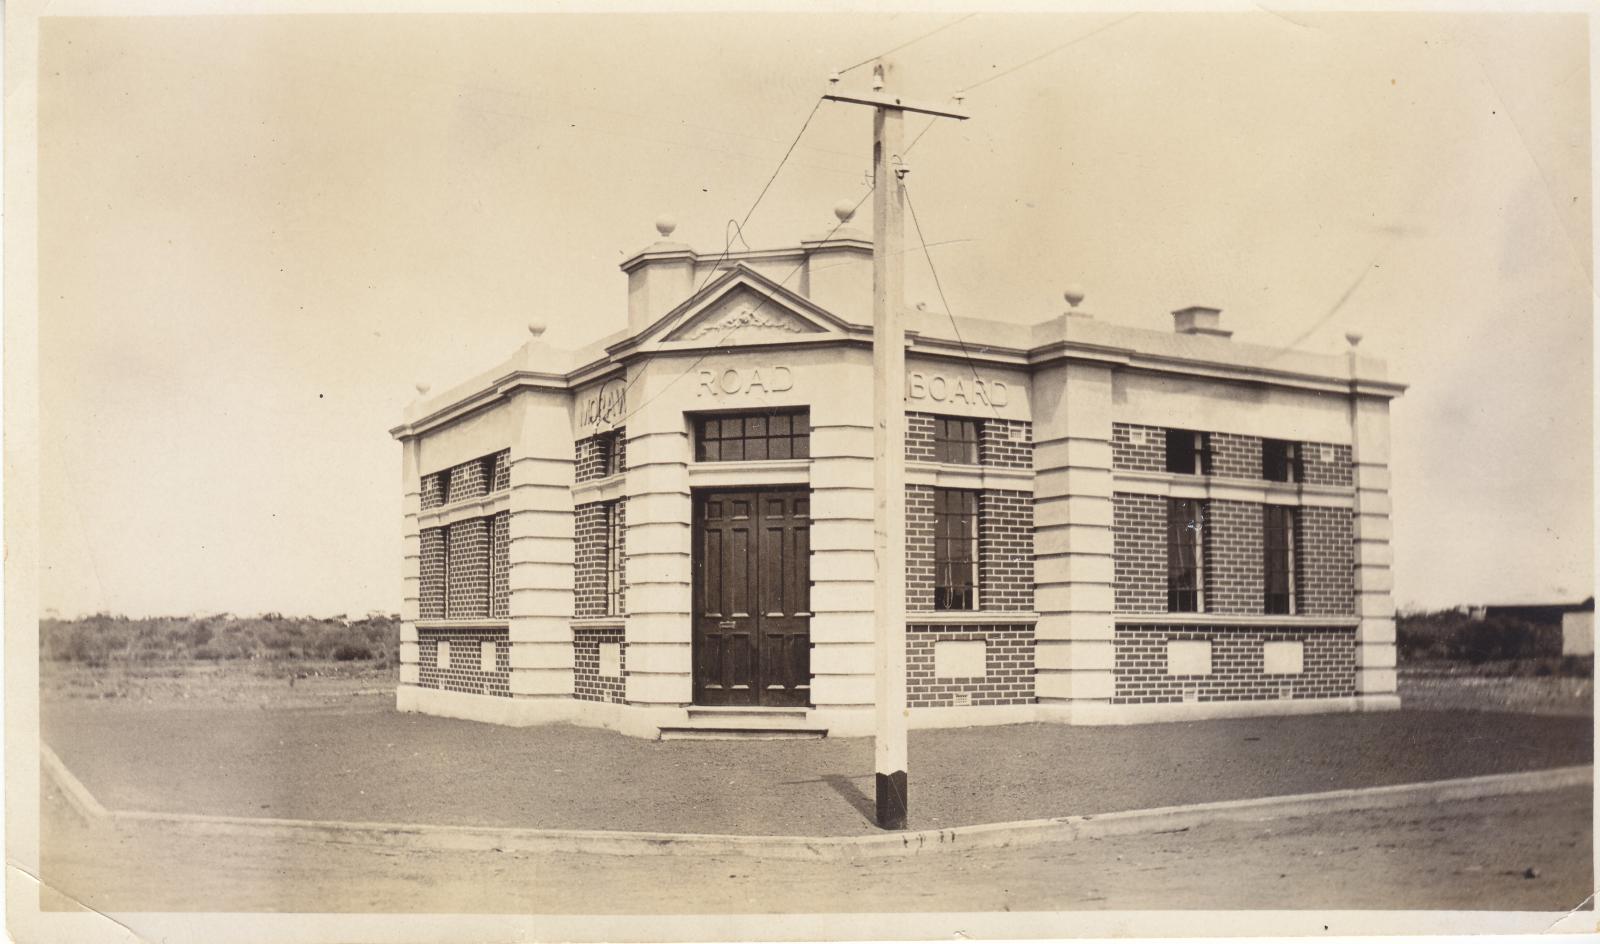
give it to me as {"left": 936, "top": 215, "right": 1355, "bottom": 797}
{"left": 598, "top": 98, "right": 826, "bottom": 428}
{"left": 609, "top": 185, "right": 877, "bottom": 430}
{"left": 957, "top": 13, "right": 1140, "bottom": 94}
{"left": 835, "top": 13, "right": 980, "bottom": 76}
{"left": 902, "top": 184, "right": 1002, "bottom": 420}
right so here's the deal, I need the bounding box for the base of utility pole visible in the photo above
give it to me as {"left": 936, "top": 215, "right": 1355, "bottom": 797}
{"left": 876, "top": 770, "right": 908, "bottom": 830}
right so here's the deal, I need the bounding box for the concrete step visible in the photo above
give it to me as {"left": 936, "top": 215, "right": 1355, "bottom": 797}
{"left": 662, "top": 707, "right": 827, "bottom": 740}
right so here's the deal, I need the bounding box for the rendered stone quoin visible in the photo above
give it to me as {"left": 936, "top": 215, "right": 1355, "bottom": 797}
{"left": 389, "top": 222, "right": 1405, "bottom": 737}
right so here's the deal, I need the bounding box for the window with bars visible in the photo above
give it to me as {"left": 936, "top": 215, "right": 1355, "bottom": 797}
{"left": 695, "top": 411, "right": 809, "bottom": 461}
{"left": 1262, "top": 439, "right": 1300, "bottom": 483}
{"left": 1264, "top": 505, "right": 1296, "bottom": 615}
{"left": 1167, "top": 498, "right": 1205, "bottom": 612}
{"left": 1165, "top": 428, "right": 1210, "bottom": 475}
{"left": 596, "top": 431, "right": 623, "bottom": 478}
{"left": 934, "top": 488, "right": 978, "bottom": 611}
{"left": 933, "top": 416, "right": 979, "bottom": 465}
{"left": 603, "top": 501, "right": 624, "bottom": 616}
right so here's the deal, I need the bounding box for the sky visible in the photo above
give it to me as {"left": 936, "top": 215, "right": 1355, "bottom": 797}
{"left": 34, "top": 9, "right": 1593, "bottom": 618}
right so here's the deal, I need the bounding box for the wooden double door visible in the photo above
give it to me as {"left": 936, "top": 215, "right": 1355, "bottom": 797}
{"left": 692, "top": 489, "right": 811, "bottom": 707}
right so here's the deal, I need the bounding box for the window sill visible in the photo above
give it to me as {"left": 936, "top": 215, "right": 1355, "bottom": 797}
{"left": 1110, "top": 470, "right": 1353, "bottom": 507}
{"left": 905, "top": 462, "right": 1034, "bottom": 492}
{"left": 417, "top": 492, "right": 511, "bottom": 528}
{"left": 906, "top": 611, "right": 1039, "bottom": 625}
{"left": 1114, "top": 613, "right": 1360, "bottom": 628}
{"left": 415, "top": 619, "right": 511, "bottom": 631}
{"left": 573, "top": 474, "right": 626, "bottom": 504}
{"left": 571, "top": 616, "right": 626, "bottom": 631}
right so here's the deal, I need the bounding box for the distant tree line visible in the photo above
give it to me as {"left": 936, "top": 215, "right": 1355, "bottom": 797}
{"left": 1398, "top": 608, "right": 1587, "bottom": 675}
{"left": 41, "top": 613, "right": 400, "bottom": 666}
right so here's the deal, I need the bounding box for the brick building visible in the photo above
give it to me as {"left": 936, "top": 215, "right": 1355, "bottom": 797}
{"left": 389, "top": 215, "right": 1404, "bottom": 737}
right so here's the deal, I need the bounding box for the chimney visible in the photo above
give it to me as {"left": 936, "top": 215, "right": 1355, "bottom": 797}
{"left": 620, "top": 217, "right": 696, "bottom": 334}
{"left": 800, "top": 200, "right": 872, "bottom": 323}
{"left": 1172, "top": 305, "right": 1232, "bottom": 339}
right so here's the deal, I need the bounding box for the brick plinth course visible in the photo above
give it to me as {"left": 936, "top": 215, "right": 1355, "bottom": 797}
{"left": 1113, "top": 492, "right": 1168, "bottom": 613}
{"left": 574, "top": 500, "right": 626, "bottom": 618}
{"left": 1112, "top": 423, "right": 1165, "bottom": 472}
{"left": 1299, "top": 506, "right": 1356, "bottom": 615}
{"left": 906, "top": 623, "right": 1035, "bottom": 707}
{"left": 978, "top": 419, "right": 1033, "bottom": 470}
{"left": 573, "top": 626, "right": 626, "bottom": 703}
{"left": 1205, "top": 500, "right": 1264, "bottom": 615}
{"left": 418, "top": 628, "right": 512, "bottom": 698}
{"left": 1112, "top": 624, "right": 1355, "bottom": 704}
{"left": 978, "top": 490, "right": 1034, "bottom": 610}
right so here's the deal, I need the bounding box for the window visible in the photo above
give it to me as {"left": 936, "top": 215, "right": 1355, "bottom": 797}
{"left": 596, "top": 431, "right": 623, "bottom": 477}
{"left": 1264, "top": 505, "right": 1296, "bottom": 615}
{"left": 695, "top": 411, "right": 809, "bottom": 461}
{"left": 934, "top": 417, "right": 979, "bottom": 465}
{"left": 1262, "top": 439, "right": 1299, "bottom": 483}
{"left": 1165, "top": 429, "right": 1209, "bottom": 475}
{"left": 1167, "top": 498, "right": 1205, "bottom": 612}
{"left": 934, "top": 488, "right": 978, "bottom": 610}
{"left": 603, "top": 501, "right": 624, "bottom": 616}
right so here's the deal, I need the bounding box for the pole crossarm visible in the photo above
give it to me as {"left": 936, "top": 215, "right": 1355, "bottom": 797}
{"left": 822, "top": 91, "right": 970, "bottom": 121}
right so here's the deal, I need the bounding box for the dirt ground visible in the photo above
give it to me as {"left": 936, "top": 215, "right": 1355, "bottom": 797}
{"left": 35, "top": 784, "right": 1593, "bottom": 915}
{"left": 1400, "top": 666, "right": 1592, "bottom": 717}
{"left": 42, "top": 691, "right": 1592, "bottom": 837}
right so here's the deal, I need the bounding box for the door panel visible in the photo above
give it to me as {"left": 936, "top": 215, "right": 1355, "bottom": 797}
{"left": 694, "top": 489, "right": 811, "bottom": 707}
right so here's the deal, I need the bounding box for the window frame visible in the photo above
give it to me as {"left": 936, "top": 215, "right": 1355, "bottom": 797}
{"left": 596, "top": 431, "right": 623, "bottom": 478}
{"left": 933, "top": 487, "right": 979, "bottom": 611}
{"left": 1167, "top": 497, "right": 1205, "bottom": 613}
{"left": 603, "top": 501, "right": 625, "bottom": 617}
{"left": 694, "top": 409, "right": 810, "bottom": 463}
{"left": 1164, "top": 428, "right": 1210, "bottom": 476}
{"left": 1262, "top": 439, "right": 1300, "bottom": 483}
{"left": 1263, "top": 504, "right": 1296, "bottom": 615}
{"left": 933, "top": 416, "right": 980, "bottom": 465}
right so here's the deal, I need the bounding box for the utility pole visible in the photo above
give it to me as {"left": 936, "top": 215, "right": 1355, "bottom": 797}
{"left": 824, "top": 61, "right": 968, "bottom": 830}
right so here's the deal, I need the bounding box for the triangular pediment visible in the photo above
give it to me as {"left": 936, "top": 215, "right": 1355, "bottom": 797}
{"left": 663, "top": 285, "right": 827, "bottom": 343}
{"left": 612, "top": 264, "right": 860, "bottom": 357}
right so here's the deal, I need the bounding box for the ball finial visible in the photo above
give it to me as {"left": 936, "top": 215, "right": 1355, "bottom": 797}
{"left": 833, "top": 200, "right": 857, "bottom": 224}
{"left": 415, "top": 381, "right": 431, "bottom": 396}
{"left": 1063, "top": 285, "right": 1086, "bottom": 309}
{"left": 655, "top": 216, "right": 677, "bottom": 238}
{"left": 1345, "top": 331, "right": 1364, "bottom": 348}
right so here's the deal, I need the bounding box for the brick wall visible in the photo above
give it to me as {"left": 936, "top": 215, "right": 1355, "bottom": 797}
{"left": 1204, "top": 500, "right": 1263, "bottom": 614}
{"left": 575, "top": 428, "right": 626, "bottom": 483}
{"left": 574, "top": 500, "right": 626, "bottom": 618}
{"left": 1113, "top": 492, "right": 1168, "bottom": 613}
{"left": 417, "top": 627, "right": 511, "bottom": 697}
{"left": 906, "top": 623, "right": 1035, "bottom": 707}
{"left": 445, "top": 517, "right": 491, "bottom": 619}
{"left": 1209, "top": 432, "right": 1260, "bottom": 480}
{"left": 573, "top": 626, "right": 626, "bottom": 703}
{"left": 1301, "top": 441, "right": 1354, "bottom": 487}
{"left": 1111, "top": 624, "right": 1355, "bottom": 704}
{"left": 978, "top": 490, "right": 1033, "bottom": 610}
{"left": 1298, "top": 506, "right": 1355, "bottom": 615}
{"left": 421, "top": 450, "right": 510, "bottom": 509}
{"left": 419, "top": 528, "right": 446, "bottom": 620}
{"left": 978, "top": 419, "right": 1033, "bottom": 469}
{"left": 1111, "top": 423, "right": 1166, "bottom": 472}
{"left": 490, "top": 511, "right": 510, "bottom": 619}
{"left": 906, "top": 484, "right": 937, "bottom": 611}
{"left": 906, "top": 413, "right": 937, "bottom": 463}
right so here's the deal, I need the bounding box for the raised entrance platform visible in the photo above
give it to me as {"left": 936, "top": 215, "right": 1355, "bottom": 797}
{"left": 659, "top": 706, "right": 828, "bottom": 740}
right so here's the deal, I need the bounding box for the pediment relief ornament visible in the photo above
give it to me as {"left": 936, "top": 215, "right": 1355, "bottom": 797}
{"left": 683, "top": 307, "right": 813, "bottom": 340}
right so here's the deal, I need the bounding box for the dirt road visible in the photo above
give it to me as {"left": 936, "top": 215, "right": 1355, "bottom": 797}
{"left": 38, "top": 785, "right": 1591, "bottom": 916}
